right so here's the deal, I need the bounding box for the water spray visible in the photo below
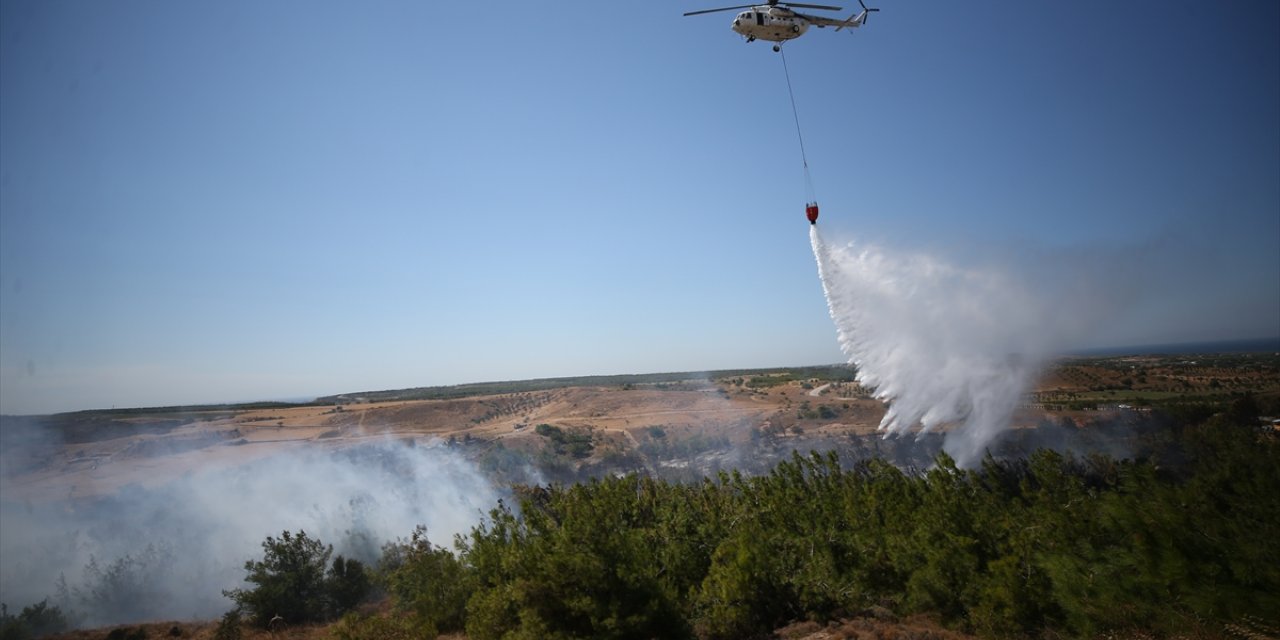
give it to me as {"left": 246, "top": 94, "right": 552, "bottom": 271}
{"left": 810, "top": 226, "right": 1060, "bottom": 466}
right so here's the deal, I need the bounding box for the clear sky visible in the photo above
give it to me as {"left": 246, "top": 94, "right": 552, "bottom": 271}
{"left": 2, "top": 1, "right": 1277, "bottom": 414}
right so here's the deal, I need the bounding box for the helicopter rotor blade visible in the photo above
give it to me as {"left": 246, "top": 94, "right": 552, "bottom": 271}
{"left": 684, "top": 4, "right": 757, "bottom": 16}
{"left": 781, "top": 2, "right": 843, "bottom": 10}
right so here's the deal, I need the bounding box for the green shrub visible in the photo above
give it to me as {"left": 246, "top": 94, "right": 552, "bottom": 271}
{"left": 0, "top": 600, "right": 69, "bottom": 640}
{"left": 212, "top": 609, "right": 242, "bottom": 640}
{"left": 383, "top": 527, "right": 473, "bottom": 635}
{"left": 329, "top": 611, "right": 433, "bottom": 640}
{"left": 223, "top": 530, "right": 372, "bottom": 628}
{"left": 447, "top": 419, "right": 1279, "bottom": 638}
{"left": 327, "top": 556, "right": 372, "bottom": 616}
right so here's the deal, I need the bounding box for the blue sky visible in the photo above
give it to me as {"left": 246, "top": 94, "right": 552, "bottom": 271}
{"left": 2, "top": 0, "right": 1277, "bottom": 414}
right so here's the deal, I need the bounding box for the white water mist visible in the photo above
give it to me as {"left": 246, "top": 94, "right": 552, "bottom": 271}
{"left": 810, "top": 226, "right": 1070, "bottom": 465}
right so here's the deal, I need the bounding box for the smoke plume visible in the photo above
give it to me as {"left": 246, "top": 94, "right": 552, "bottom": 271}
{"left": 0, "top": 439, "right": 501, "bottom": 627}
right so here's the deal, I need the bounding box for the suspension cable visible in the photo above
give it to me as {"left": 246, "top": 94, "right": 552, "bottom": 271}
{"left": 780, "top": 48, "right": 817, "bottom": 203}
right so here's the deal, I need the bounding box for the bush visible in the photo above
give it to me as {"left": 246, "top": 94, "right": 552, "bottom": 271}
{"left": 68, "top": 544, "right": 174, "bottom": 625}
{"left": 330, "top": 611, "right": 433, "bottom": 640}
{"left": 327, "top": 556, "right": 372, "bottom": 616}
{"left": 213, "top": 609, "right": 242, "bottom": 640}
{"left": 223, "top": 530, "right": 371, "bottom": 628}
{"left": 534, "top": 424, "right": 595, "bottom": 458}
{"left": 383, "top": 526, "right": 473, "bottom": 635}
{"left": 104, "top": 628, "right": 147, "bottom": 640}
{"left": 693, "top": 526, "right": 790, "bottom": 640}
{"left": 0, "top": 600, "right": 69, "bottom": 640}
{"left": 462, "top": 478, "right": 693, "bottom": 640}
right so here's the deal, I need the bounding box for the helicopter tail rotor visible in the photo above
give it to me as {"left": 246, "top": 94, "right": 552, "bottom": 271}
{"left": 834, "top": 0, "right": 877, "bottom": 31}
{"left": 856, "top": 0, "right": 879, "bottom": 24}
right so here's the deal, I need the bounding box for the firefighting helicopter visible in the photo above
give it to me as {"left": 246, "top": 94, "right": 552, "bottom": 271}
{"left": 684, "top": 0, "right": 878, "bottom": 51}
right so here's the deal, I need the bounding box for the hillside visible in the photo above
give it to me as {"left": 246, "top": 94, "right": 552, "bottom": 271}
{"left": 3, "top": 355, "right": 1278, "bottom": 503}
{"left": 2, "top": 354, "right": 1278, "bottom": 639}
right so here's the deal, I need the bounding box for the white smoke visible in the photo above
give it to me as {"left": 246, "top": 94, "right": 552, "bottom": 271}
{"left": 810, "top": 226, "right": 1079, "bottom": 466}
{"left": 0, "top": 439, "right": 502, "bottom": 627}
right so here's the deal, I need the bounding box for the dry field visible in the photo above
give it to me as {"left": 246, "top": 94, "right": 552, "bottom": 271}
{"left": 5, "top": 353, "right": 1278, "bottom": 504}
{"left": 2, "top": 378, "right": 887, "bottom": 504}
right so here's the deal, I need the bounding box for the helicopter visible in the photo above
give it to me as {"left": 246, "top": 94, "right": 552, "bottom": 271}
{"left": 684, "top": 0, "right": 878, "bottom": 51}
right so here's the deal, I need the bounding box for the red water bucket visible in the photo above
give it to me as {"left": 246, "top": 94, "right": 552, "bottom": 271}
{"left": 805, "top": 203, "right": 819, "bottom": 224}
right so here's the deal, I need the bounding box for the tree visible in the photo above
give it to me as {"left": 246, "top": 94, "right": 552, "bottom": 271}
{"left": 224, "top": 530, "right": 368, "bottom": 627}
{"left": 0, "top": 600, "right": 68, "bottom": 640}
{"left": 384, "top": 526, "right": 473, "bottom": 635}
{"left": 327, "top": 555, "right": 372, "bottom": 617}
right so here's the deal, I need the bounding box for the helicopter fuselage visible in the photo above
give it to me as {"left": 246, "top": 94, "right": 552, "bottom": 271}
{"left": 731, "top": 6, "right": 810, "bottom": 43}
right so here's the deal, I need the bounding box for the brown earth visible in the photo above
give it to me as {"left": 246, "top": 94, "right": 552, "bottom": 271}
{"left": 1, "top": 380, "right": 888, "bottom": 503}
{"left": 5, "top": 354, "right": 1278, "bottom": 504}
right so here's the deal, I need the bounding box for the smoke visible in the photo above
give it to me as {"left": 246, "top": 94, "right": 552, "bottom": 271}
{"left": 0, "top": 439, "right": 501, "bottom": 627}
{"left": 810, "top": 226, "right": 1088, "bottom": 466}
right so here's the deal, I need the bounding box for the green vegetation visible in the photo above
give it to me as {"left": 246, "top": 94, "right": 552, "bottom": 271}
{"left": 380, "top": 526, "right": 474, "bottom": 637}
{"left": 0, "top": 600, "right": 68, "bottom": 640}
{"left": 329, "top": 611, "right": 424, "bottom": 640}
{"left": 104, "top": 627, "right": 147, "bottom": 640}
{"left": 315, "top": 365, "right": 858, "bottom": 404}
{"left": 58, "top": 544, "right": 175, "bottom": 624}
{"left": 534, "top": 423, "right": 595, "bottom": 458}
{"left": 742, "top": 367, "right": 859, "bottom": 389}
{"left": 797, "top": 400, "right": 841, "bottom": 420}
{"left": 1041, "top": 352, "right": 1280, "bottom": 414}
{"left": 359, "top": 407, "right": 1277, "bottom": 639}
{"left": 637, "top": 429, "right": 730, "bottom": 460}
{"left": 213, "top": 610, "right": 243, "bottom": 640}
{"left": 222, "top": 530, "right": 371, "bottom": 628}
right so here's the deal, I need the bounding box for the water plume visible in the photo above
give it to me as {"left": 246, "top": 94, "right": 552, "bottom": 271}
{"left": 810, "top": 226, "right": 1061, "bottom": 465}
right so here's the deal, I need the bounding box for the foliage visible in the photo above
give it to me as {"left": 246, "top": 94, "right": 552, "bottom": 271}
{"left": 441, "top": 411, "right": 1279, "bottom": 639}
{"left": 104, "top": 627, "right": 147, "bottom": 640}
{"left": 0, "top": 600, "right": 68, "bottom": 640}
{"left": 312, "top": 365, "right": 860, "bottom": 403}
{"left": 223, "top": 530, "right": 372, "bottom": 628}
{"left": 461, "top": 480, "right": 696, "bottom": 640}
{"left": 382, "top": 526, "right": 474, "bottom": 635}
{"left": 67, "top": 544, "right": 174, "bottom": 623}
{"left": 796, "top": 400, "right": 841, "bottom": 420}
{"left": 535, "top": 424, "right": 595, "bottom": 458}
{"left": 329, "top": 611, "right": 433, "bottom": 640}
{"left": 637, "top": 430, "right": 730, "bottom": 460}
{"left": 327, "top": 556, "right": 372, "bottom": 616}
{"left": 213, "top": 609, "right": 243, "bottom": 640}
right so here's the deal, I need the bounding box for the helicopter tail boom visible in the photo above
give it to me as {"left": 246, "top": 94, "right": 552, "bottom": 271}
{"left": 834, "top": 0, "right": 878, "bottom": 31}
{"left": 832, "top": 11, "right": 863, "bottom": 31}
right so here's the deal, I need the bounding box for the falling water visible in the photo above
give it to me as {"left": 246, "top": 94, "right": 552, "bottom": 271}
{"left": 810, "top": 226, "right": 1059, "bottom": 465}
